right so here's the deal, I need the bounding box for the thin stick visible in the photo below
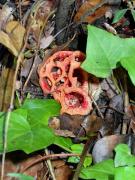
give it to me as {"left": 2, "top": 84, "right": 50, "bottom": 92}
{"left": 45, "top": 149, "right": 56, "bottom": 180}
{"left": 122, "top": 74, "right": 129, "bottom": 134}
{"left": 19, "top": 0, "right": 22, "bottom": 24}
{"left": 91, "top": 95, "right": 104, "bottom": 120}
{"left": 21, "top": 153, "right": 79, "bottom": 173}
{"left": 99, "top": 105, "right": 125, "bottom": 115}
{"left": 72, "top": 136, "right": 96, "bottom": 180}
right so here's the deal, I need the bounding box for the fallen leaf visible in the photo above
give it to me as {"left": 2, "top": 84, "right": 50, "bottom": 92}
{"left": 26, "top": 0, "right": 57, "bottom": 48}
{"left": 74, "top": 0, "right": 109, "bottom": 23}
{"left": 54, "top": 130, "right": 75, "bottom": 138}
{"left": 58, "top": 113, "right": 84, "bottom": 135}
{"left": 52, "top": 160, "right": 72, "bottom": 180}
{"left": 81, "top": 114, "right": 103, "bottom": 135}
{"left": 6, "top": 21, "right": 25, "bottom": 52}
{"left": 40, "top": 35, "right": 54, "bottom": 49}
{"left": 0, "top": 4, "right": 14, "bottom": 30}
{"left": 0, "top": 21, "right": 25, "bottom": 56}
{"left": 0, "top": 31, "right": 18, "bottom": 56}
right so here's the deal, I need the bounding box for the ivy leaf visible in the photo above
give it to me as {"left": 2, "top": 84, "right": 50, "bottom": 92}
{"left": 54, "top": 136, "right": 73, "bottom": 152}
{"left": 121, "top": 56, "right": 135, "bottom": 85}
{"left": 80, "top": 159, "right": 114, "bottom": 180}
{"left": 67, "top": 144, "right": 92, "bottom": 166}
{"left": 81, "top": 25, "right": 135, "bottom": 85}
{"left": 83, "top": 156, "right": 92, "bottom": 168}
{"left": 114, "top": 144, "right": 135, "bottom": 167}
{"left": 112, "top": 9, "right": 127, "bottom": 24}
{"left": 115, "top": 167, "right": 135, "bottom": 180}
{"left": 0, "top": 99, "right": 60, "bottom": 153}
{"left": 70, "top": 144, "right": 84, "bottom": 153}
{"left": 68, "top": 144, "right": 84, "bottom": 164}
{"left": 22, "top": 99, "right": 61, "bottom": 126}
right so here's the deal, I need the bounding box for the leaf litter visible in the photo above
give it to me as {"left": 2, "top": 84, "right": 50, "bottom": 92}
{"left": 0, "top": 0, "right": 135, "bottom": 180}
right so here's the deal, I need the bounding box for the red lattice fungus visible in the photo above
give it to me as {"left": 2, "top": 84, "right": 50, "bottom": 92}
{"left": 38, "top": 51, "right": 92, "bottom": 115}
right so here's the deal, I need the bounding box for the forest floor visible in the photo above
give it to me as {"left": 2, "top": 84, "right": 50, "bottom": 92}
{"left": 0, "top": 0, "right": 135, "bottom": 180}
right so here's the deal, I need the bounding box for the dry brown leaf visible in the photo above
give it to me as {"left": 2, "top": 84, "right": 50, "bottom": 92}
{"left": 0, "top": 21, "right": 25, "bottom": 56}
{"left": 54, "top": 130, "right": 75, "bottom": 138}
{"left": 74, "top": 0, "right": 110, "bottom": 23}
{"left": 52, "top": 160, "right": 72, "bottom": 180}
{"left": 0, "top": 31, "right": 18, "bottom": 56}
{"left": 92, "top": 135, "right": 135, "bottom": 163}
{"left": 27, "top": 0, "right": 57, "bottom": 47}
{"left": 40, "top": 35, "right": 54, "bottom": 49}
{"left": 6, "top": 21, "right": 25, "bottom": 52}
{"left": 81, "top": 114, "right": 103, "bottom": 135}
{"left": 0, "top": 4, "right": 14, "bottom": 30}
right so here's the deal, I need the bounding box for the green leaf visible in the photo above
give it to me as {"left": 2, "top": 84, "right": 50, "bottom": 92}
{"left": 70, "top": 144, "right": 84, "bottom": 153}
{"left": 112, "top": 9, "right": 127, "bottom": 24}
{"left": 84, "top": 156, "right": 92, "bottom": 168}
{"left": 120, "top": 56, "right": 135, "bottom": 85}
{"left": 68, "top": 156, "right": 92, "bottom": 166}
{"left": 68, "top": 144, "right": 83, "bottom": 163}
{"left": 0, "top": 99, "right": 61, "bottom": 153}
{"left": 54, "top": 136, "right": 73, "bottom": 152}
{"left": 68, "top": 156, "right": 80, "bottom": 163}
{"left": 68, "top": 144, "right": 92, "bottom": 166}
{"left": 81, "top": 25, "right": 135, "bottom": 85}
{"left": 131, "top": 10, "right": 135, "bottom": 22}
{"left": 80, "top": 159, "right": 114, "bottom": 180}
{"left": 114, "top": 144, "right": 135, "bottom": 167}
{"left": 115, "top": 167, "right": 135, "bottom": 180}
{"left": 0, "top": 109, "right": 31, "bottom": 152}
{"left": 22, "top": 99, "right": 61, "bottom": 126}
{"left": 7, "top": 173, "right": 34, "bottom": 180}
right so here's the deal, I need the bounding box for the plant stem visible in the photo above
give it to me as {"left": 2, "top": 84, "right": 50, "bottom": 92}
{"left": 72, "top": 136, "right": 96, "bottom": 180}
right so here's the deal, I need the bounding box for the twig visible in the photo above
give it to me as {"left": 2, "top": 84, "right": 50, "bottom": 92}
{"left": 91, "top": 95, "right": 104, "bottom": 120}
{"left": 99, "top": 105, "right": 125, "bottom": 115}
{"left": 122, "top": 74, "right": 129, "bottom": 134}
{"left": 19, "top": 0, "right": 22, "bottom": 24}
{"left": 21, "top": 153, "right": 80, "bottom": 173}
{"left": 72, "top": 136, "right": 96, "bottom": 180}
{"left": 45, "top": 149, "right": 56, "bottom": 180}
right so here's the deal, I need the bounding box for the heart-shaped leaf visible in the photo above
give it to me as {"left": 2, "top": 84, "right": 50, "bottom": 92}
{"left": 81, "top": 25, "right": 135, "bottom": 85}
{"left": 0, "top": 99, "right": 61, "bottom": 153}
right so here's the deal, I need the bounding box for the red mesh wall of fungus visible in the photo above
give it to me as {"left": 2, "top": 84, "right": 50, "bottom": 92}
{"left": 38, "top": 51, "right": 92, "bottom": 115}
